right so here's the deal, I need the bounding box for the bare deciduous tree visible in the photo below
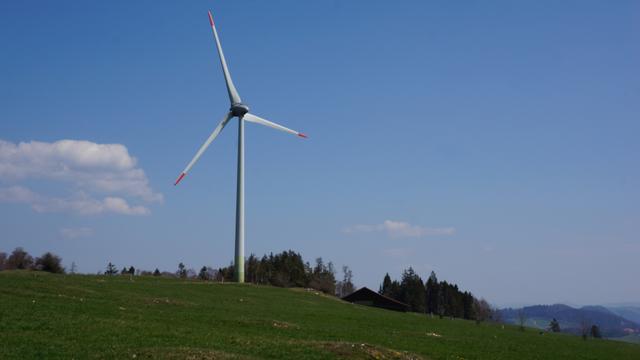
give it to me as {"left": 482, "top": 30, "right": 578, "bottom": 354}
{"left": 517, "top": 309, "right": 527, "bottom": 331}
{"left": 473, "top": 298, "right": 492, "bottom": 324}
{"left": 0, "top": 252, "right": 7, "bottom": 270}
{"left": 581, "top": 319, "right": 590, "bottom": 340}
{"left": 336, "top": 265, "right": 355, "bottom": 297}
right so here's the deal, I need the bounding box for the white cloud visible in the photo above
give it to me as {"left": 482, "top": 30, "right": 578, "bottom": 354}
{"left": 0, "top": 139, "right": 162, "bottom": 202}
{"left": 344, "top": 220, "right": 455, "bottom": 239}
{"left": 0, "top": 139, "right": 161, "bottom": 215}
{"left": 59, "top": 227, "right": 94, "bottom": 239}
{"left": 0, "top": 185, "right": 150, "bottom": 215}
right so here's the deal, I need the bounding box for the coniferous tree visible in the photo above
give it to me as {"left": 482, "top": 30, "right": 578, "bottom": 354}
{"left": 381, "top": 269, "right": 481, "bottom": 320}
{"left": 309, "top": 257, "right": 336, "bottom": 294}
{"left": 0, "top": 252, "right": 8, "bottom": 270}
{"left": 425, "top": 271, "right": 439, "bottom": 315}
{"left": 380, "top": 273, "right": 393, "bottom": 296}
{"left": 177, "top": 262, "right": 187, "bottom": 278}
{"left": 198, "top": 266, "right": 209, "bottom": 280}
{"left": 105, "top": 262, "right": 118, "bottom": 275}
{"left": 390, "top": 280, "right": 402, "bottom": 301}
{"left": 128, "top": 266, "right": 135, "bottom": 275}
{"left": 217, "top": 263, "right": 234, "bottom": 282}
{"left": 549, "top": 318, "right": 561, "bottom": 332}
{"left": 245, "top": 254, "right": 259, "bottom": 283}
{"left": 438, "top": 281, "right": 449, "bottom": 317}
{"left": 590, "top": 325, "right": 602, "bottom": 339}
{"left": 153, "top": 268, "right": 160, "bottom": 276}
{"left": 462, "top": 291, "right": 475, "bottom": 320}
{"left": 400, "top": 267, "right": 425, "bottom": 313}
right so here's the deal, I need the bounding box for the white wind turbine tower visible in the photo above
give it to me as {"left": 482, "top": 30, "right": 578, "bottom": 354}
{"left": 175, "top": 10, "right": 307, "bottom": 283}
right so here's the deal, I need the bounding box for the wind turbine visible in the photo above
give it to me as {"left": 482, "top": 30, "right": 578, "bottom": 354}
{"left": 175, "top": 10, "right": 307, "bottom": 283}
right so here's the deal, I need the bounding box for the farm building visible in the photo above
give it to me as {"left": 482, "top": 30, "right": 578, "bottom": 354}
{"left": 342, "top": 287, "right": 409, "bottom": 312}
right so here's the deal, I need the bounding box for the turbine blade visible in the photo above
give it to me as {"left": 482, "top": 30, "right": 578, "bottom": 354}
{"left": 243, "top": 113, "right": 307, "bottom": 138}
{"left": 175, "top": 112, "right": 234, "bottom": 185}
{"left": 208, "top": 10, "right": 241, "bottom": 105}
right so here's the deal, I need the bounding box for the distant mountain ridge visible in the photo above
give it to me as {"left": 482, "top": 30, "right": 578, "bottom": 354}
{"left": 499, "top": 304, "right": 640, "bottom": 338}
{"left": 607, "top": 306, "right": 640, "bottom": 325}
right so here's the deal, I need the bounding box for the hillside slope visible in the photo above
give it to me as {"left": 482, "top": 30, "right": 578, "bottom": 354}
{"left": 499, "top": 304, "right": 640, "bottom": 338}
{"left": 1, "top": 271, "right": 639, "bottom": 359}
{"left": 608, "top": 306, "right": 640, "bottom": 325}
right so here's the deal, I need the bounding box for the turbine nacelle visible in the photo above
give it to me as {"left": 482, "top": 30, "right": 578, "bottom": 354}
{"left": 231, "top": 103, "right": 250, "bottom": 118}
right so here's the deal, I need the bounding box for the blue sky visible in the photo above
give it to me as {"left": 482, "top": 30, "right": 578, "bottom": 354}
{"left": 1, "top": 0, "right": 638, "bottom": 307}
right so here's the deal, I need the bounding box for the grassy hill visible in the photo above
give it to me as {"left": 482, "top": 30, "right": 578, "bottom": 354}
{"left": 1, "top": 271, "right": 639, "bottom": 359}
{"left": 499, "top": 304, "right": 640, "bottom": 339}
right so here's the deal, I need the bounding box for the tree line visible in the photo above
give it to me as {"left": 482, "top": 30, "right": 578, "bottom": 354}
{"left": 107, "top": 250, "right": 355, "bottom": 297}
{"left": 379, "top": 268, "right": 498, "bottom": 322}
{"left": 0, "top": 247, "right": 356, "bottom": 298}
{"left": 187, "top": 250, "right": 354, "bottom": 297}
{"left": 0, "top": 247, "right": 65, "bottom": 274}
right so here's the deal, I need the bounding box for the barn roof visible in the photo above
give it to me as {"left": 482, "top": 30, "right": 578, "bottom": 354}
{"left": 342, "top": 287, "right": 409, "bottom": 310}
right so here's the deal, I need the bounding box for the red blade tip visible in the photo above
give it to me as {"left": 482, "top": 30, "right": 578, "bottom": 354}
{"left": 174, "top": 173, "right": 186, "bottom": 186}
{"left": 208, "top": 11, "right": 214, "bottom": 26}
{"left": 298, "top": 133, "right": 308, "bottom": 139}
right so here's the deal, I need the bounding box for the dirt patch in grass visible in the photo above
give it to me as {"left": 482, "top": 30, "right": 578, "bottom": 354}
{"left": 314, "top": 341, "right": 425, "bottom": 360}
{"left": 143, "top": 297, "right": 195, "bottom": 306}
{"left": 271, "top": 320, "right": 299, "bottom": 329}
{"left": 234, "top": 318, "right": 299, "bottom": 330}
{"left": 132, "top": 347, "right": 252, "bottom": 359}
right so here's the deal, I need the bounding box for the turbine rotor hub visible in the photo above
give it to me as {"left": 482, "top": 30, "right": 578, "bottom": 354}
{"left": 231, "top": 103, "right": 250, "bottom": 117}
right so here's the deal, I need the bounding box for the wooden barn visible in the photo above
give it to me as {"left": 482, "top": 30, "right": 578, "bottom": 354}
{"left": 342, "top": 287, "right": 409, "bottom": 312}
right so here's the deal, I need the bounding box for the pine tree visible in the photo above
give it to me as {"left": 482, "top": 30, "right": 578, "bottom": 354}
{"left": 198, "top": 266, "right": 209, "bottom": 280}
{"left": 0, "top": 252, "right": 6, "bottom": 271}
{"left": 462, "top": 291, "right": 475, "bottom": 320}
{"left": 177, "top": 262, "right": 187, "bottom": 278}
{"left": 246, "top": 254, "right": 258, "bottom": 283}
{"left": 105, "top": 262, "right": 118, "bottom": 275}
{"left": 390, "top": 280, "right": 402, "bottom": 301}
{"left": 425, "top": 271, "right": 439, "bottom": 315}
{"left": 153, "top": 268, "right": 160, "bottom": 276}
{"left": 380, "top": 273, "right": 392, "bottom": 296}
{"left": 549, "top": 318, "right": 561, "bottom": 332}
{"left": 400, "top": 267, "right": 425, "bottom": 313}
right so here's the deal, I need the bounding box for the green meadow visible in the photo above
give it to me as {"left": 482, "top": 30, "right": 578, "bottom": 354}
{"left": 1, "top": 271, "right": 638, "bottom": 359}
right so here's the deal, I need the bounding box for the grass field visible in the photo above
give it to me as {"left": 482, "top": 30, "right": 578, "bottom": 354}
{"left": 1, "top": 271, "right": 639, "bottom": 359}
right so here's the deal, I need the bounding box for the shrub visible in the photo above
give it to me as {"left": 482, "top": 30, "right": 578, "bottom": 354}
{"left": 6, "top": 247, "right": 34, "bottom": 270}
{"left": 35, "top": 252, "right": 65, "bottom": 274}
